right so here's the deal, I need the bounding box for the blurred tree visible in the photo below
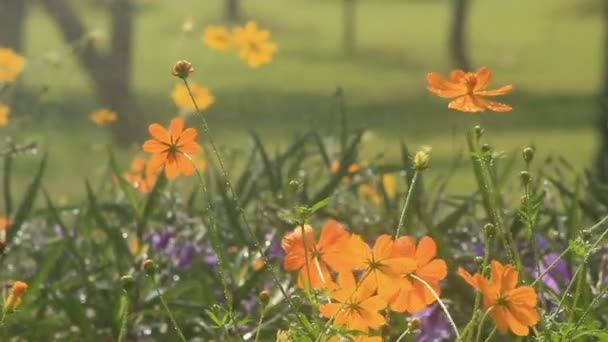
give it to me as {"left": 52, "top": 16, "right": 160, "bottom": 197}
{"left": 596, "top": 0, "right": 608, "bottom": 180}
{"left": 225, "top": 0, "right": 241, "bottom": 22}
{"left": 0, "top": 0, "right": 28, "bottom": 52}
{"left": 42, "top": 0, "right": 138, "bottom": 144}
{"left": 343, "top": 0, "right": 357, "bottom": 55}
{"left": 449, "top": 0, "right": 471, "bottom": 70}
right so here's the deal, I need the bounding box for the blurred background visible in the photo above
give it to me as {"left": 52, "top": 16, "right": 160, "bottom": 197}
{"left": 0, "top": 0, "right": 604, "bottom": 199}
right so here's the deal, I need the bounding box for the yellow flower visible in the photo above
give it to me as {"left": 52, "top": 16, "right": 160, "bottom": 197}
{"left": 0, "top": 104, "right": 11, "bottom": 127}
{"left": 359, "top": 174, "right": 397, "bottom": 204}
{"left": 203, "top": 26, "right": 233, "bottom": 50}
{"left": 0, "top": 48, "right": 25, "bottom": 82}
{"left": 172, "top": 81, "right": 214, "bottom": 112}
{"left": 90, "top": 109, "right": 118, "bottom": 126}
{"left": 233, "top": 21, "right": 278, "bottom": 68}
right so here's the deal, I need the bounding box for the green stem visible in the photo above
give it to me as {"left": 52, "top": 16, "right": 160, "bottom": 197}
{"left": 568, "top": 285, "right": 608, "bottom": 339}
{"left": 395, "top": 326, "right": 413, "bottom": 342}
{"left": 475, "top": 307, "right": 493, "bottom": 342}
{"left": 394, "top": 170, "right": 419, "bottom": 238}
{"left": 150, "top": 276, "right": 187, "bottom": 342}
{"left": 117, "top": 293, "right": 130, "bottom": 342}
{"left": 182, "top": 79, "right": 313, "bottom": 338}
{"left": 253, "top": 304, "right": 266, "bottom": 342}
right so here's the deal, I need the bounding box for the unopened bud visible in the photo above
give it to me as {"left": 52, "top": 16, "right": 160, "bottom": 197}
{"left": 481, "top": 144, "right": 492, "bottom": 154}
{"left": 121, "top": 275, "right": 135, "bottom": 291}
{"left": 474, "top": 125, "right": 484, "bottom": 139}
{"left": 520, "top": 171, "right": 531, "bottom": 186}
{"left": 288, "top": 179, "right": 300, "bottom": 192}
{"left": 414, "top": 147, "right": 431, "bottom": 171}
{"left": 581, "top": 229, "right": 592, "bottom": 241}
{"left": 474, "top": 256, "right": 484, "bottom": 266}
{"left": 171, "top": 60, "right": 194, "bottom": 79}
{"left": 483, "top": 223, "right": 495, "bottom": 238}
{"left": 259, "top": 290, "right": 270, "bottom": 303}
{"left": 142, "top": 259, "right": 156, "bottom": 275}
{"left": 523, "top": 147, "right": 534, "bottom": 163}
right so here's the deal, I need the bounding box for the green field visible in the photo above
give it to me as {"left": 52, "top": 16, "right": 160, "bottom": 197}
{"left": 3, "top": 0, "right": 602, "bottom": 199}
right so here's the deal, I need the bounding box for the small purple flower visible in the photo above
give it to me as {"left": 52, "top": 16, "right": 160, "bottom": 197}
{"left": 175, "top": 241, "right": 197, "bottom": 268}
{"left": 202, "top": 246, "right": 219, "bottom": 266}
{"left": 412, "top": 303, "right": 452, "bottom": 342}
{"left": 152, "top": 229, "right": 174, "bottom": 251}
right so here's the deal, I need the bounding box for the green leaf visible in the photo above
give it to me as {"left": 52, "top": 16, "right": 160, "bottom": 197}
{"left": 108, "top": 149, "right": 141, "bottom": 218}
{"left": 7, "top": 153, "right": 47, "bottom": 244}
{"left": 310, "top": 197, "right": 331, "bottom": 214}
{"left": 139, "top": 172, "right": 167, "bottom": 237}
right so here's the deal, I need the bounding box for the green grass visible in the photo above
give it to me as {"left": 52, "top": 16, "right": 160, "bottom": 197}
{"left": 2, "top": 0, "right": 603, "bottom": 200}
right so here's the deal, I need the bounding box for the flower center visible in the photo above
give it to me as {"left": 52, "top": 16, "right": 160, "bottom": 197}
{"left": 496, "top": 295, "right": 510, "bottom": 307}
{"left": 463, "top": 73, "right": 477, "bottom": 94}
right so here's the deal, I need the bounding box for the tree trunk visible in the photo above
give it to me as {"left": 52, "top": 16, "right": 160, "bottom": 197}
{"left": 343, "top": 0, "right": 357, "bottom": 56}
{"left": 224, "top": 0, "right": 240, "bottom": 22}
{"left": 0, "top": 0, "right": 28, "bottom": 52}
{"left": 42, "top": 0, "right": 139, "bottom": 145}
{"left": 449, "top": 0, "right": 471, "bottom": 70}
{"left": 596, "top": 0, "right": 608, "bottom": 181}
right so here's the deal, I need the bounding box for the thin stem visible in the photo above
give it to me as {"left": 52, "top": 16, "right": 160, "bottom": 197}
{"left": 531, "top": 246, "right": 570, "bottom": 286}
{"left": 410, "top": 274, "right": 461, "bottom": 341}
{"left": 394, "top": 170, "right": 419, "bottom": 238}
{"left": 117, "top": 293, "right": 130, "bottom": 342}
{"left": 182, "top": 78, "right": 314, "bottom": 338}
{"left": 569, "top": 285, "right": 608, "bottom": 339}
{"left": 150, "top": 276, "right": 187, "bottom": 342}
{"left": 475, "top": 307, "right": 493, "bottom": 342}
{"left": 253, "top": 303, "right": 266, "bottom": 342}
{"left": 395, "top": 326, "right": 413, "bottom": 342}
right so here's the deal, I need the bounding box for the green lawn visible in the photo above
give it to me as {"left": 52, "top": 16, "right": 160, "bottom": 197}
{"left": 2, "top": 0, "right": 603, "bottom": 200}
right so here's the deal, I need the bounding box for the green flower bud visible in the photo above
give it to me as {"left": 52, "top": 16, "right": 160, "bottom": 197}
{"left": 523, "top": 147, "right": 534, "bottom": 163}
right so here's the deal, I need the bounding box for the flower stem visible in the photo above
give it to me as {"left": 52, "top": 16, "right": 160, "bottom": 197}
{"left": 182, "top": 79, "right": 313, "bottom": 338}
{"left": 150, "top": 276, "right": 187, "bottom": 342}
{"left": 117, "top": 293, "right": 130, "bottom": 342}
{"left": 409, "top": 274, "right": 461, "bottom": 341}
{"left": 474, "top": 307, "right": 493, "bottom": 342}
{"left": 394, "top": 170, "right": 419, "bottom": 239}
{"left": 253, "top": 303, "right": 266, "bottom": 342}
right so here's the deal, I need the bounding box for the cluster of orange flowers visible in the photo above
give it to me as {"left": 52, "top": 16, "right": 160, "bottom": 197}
{"left": 0, "top": 47, "right": 25, "bottom": 127}
{"left": 281, "top": 221, "right": 447, "bottom": 338}
{"left": 204, "top": 21, "right": 278, "bottom": 68}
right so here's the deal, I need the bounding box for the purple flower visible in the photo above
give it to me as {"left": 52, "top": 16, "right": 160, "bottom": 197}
{"left": 412, "top": 303, "right": 452, "bottom": 342}
{"left": 532, "top": 252, "right": 571, "bottom": 296}
{"left": 175, "top": 241, "right": 197, "bottom": 268}
{"left": 152, "top": 229, "right": 174, "bottom": 251}
{"left": 203, "top": 246, "right": 219, "bottom": 266}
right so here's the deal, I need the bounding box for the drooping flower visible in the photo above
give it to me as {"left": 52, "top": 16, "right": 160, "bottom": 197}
{"left": 348, "top": 234, "right": 416, "bottom": 299}
{"left": 172, "top": 81, "right": 214, "bottom": 112}
{"left": 319, "top": 273, "right": 387, "bottom": 333}
{"left": 90, "top": 109, "right": 118, "bottom": 126}
{"left": 281, "top": 220, "right": 356, "bottom": 289}
{"left": 233, "top": 21, "right": 278, "bottom": 68}
{"left": 427, "top": 67, "right": 513, "bottom": 113}
{"left": 124, "top": 156, "right": 159, "bottom": 193}
{"left": 4, "top": 281, "right": 28, "bottom": 312}
{"left": 0, "top": 104, "right": 10, "bottom": 127}
{"left": 142, "top": 117, "right": 201, "bottom": 179}
{"left": 0, "top": 48, "right": 25, "bottom": 82}
{"left": 203, "top": 26, "right": 233, "bottom": 50}
{"left": 389, "top": 236, "right": 448, "bottom": 313}
{"left": 458, "top": 260, "right": 539, "bottom": 336}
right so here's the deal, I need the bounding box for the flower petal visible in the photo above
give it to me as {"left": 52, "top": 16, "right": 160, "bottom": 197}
{"left": 416, "top": 259, "right": 447, "bottom": 281}
{"left": 475, "top": 84, "right": 513, "bottom": 97}
{"left": 148, "top": 123, "right": 171, "bottom": 144}
{"left": 505, "top": 308, "right": 531, "bottom": 336}
{"left": 490, "top": 306, "right": 510, "bottom": 335}
{"left": 372, "top": 234, "right": 395, "bottom": 261}
{"left": 427, "top": 73, "right": 467, "bottom": 98}
{"left": 170, "top": 117, "right": 185, "bottom": 142}
{"left": 448, "top": 95, "right": 486, "bottom": 112}
{"left": 143, "top": 139, "right": 168, "bottom": 153}
{"left": 415, "top": 236, "right": 438, "bottom": 265}
{"left": 474, "top": 66, "right": 493, "bottom": 91}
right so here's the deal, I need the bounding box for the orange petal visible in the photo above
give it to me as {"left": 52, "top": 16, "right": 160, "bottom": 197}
{"left": 165, "top": 157, "right": 179, "bottom": 179}
{"left": 509, "top": 286, "right": 538, "bottom": 307}
{"left": 416, "top": 259, "right": 447, "bottom": 281}
{"left": 475, "top": 84, "right": 513, "bottom": 97}
{"left": 170, "top": 117, "right": 185, "bottom": 142}
{"left": 490, "top": 306, "right": 510, "bottom": 334}
{"left": 359, "top": 309, "right": 386, "bottom": 330}
{"left": 148, "top": 123, "right": 171, "bottom": 144}
{"left": 142, "top": 140, "right": 168, "bottom": 153}
{"left": 505, "top": 309, "right": 531, "bottom": 336}
{"left": 372, "top": 234, "right": 395, "bottom": 261}
{"left": 178, "top": 127, "right": 199, "bottom": 145}
{"left": 360, "top": 295, "right": 387, "bottom": 312}
{"left": 349, "top": 234, "right": 373, "bottom": 268}
{"left": 477, "top": 97, "right": 513, "bottom": 113}
{"left": 509, "top": 304, "right": 539, "bottom": 327}
{"left": 180, "top": 141, "right": 202, "bottom": 154}
{"left": 319, "top": 303, "right": 342, "bottom": 319}
{"left": 450, "top": 69, "right": 466, "bottom": 81}
{"left": 457, "top": 267, "right": 481, "bottom": 290}
{"left": 490, "top": 260, "right": 506, "bottom": 286}
{"left": 474, "top": 67, "right": 493, "bottom": 91}
{"left": 427, "top": 73, "right": 467, "bottom": 98}
{"left": 383, "top": 257, "right": 417, "bottom": 276}
{"left": 318, "top": 220, "right": 350, "bottom": 250}
{"left": 392, "top": 236, "right": 416, "bottom": 258}
{"left": 448, "top": 95, "right": 486, "bottom": 113}
{"left": 415, "top": 236, "right": 438, "bottom": 265}
{"left": 176, "top": 153, "right": 196, "bottom": 176}
{"left": 500, "top": 265, "right": 519, "bottom": 291}
{"left": 281, "top": 225, "right": 315, "bottom": 270}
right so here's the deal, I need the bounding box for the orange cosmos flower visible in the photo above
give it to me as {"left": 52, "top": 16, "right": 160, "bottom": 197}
{"left": 281, "top": 220, "right": 356, "bottom": 289}
{"left": 348, "top": 234, "right": 416, "bottom": 299}
{"left": 142, "top": 117, "right": 201, "bottom": 179}
{"left": 4, "top": 281, "right": 28, "bottom": 312}
{"left": 124, "top": 156, "right": 159, "bottom": 193}
{"left": 0, "top": 104, "right": 10, "bottom": 127}
{"left": 319, "top": 273, "right": 387, "bottom": 333}
{"left": 427, "top": 67, "right": 513, "bottom": 113}
{"left": 233, "top": 21, "right": 278, "bottom": 68}
{"left": 389, "top": 236, "right": 448, "bottom": 313}
{"left": 328, "top": 336, "right": 383, "bottom": 342}
{"left": 90, "top": 109, "right": 118, "bottom": 126}
{"left": 359, "top": 174, "right": 397, "bottom": 204}
{"left": 203, "top": 26, "right": 233, "bottom": 50}
{"left": 0, "top": 48, "right": 25, "bottom": 82}
{"left": 0, "top": 217, "right": 12, "bottom": 230}
{"left": 458, "top": 260, "right": 539, "bottom": 336}
{"left": 172, "top": 81, "right": 214, "bottom": 112}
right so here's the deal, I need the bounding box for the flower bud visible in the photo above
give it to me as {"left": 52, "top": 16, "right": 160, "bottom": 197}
{"left": 474, "top": 125, "right": 484, "bottom": 139}
{"left": 481, "top": 144, "right": 492, "bottom": 154}
{"left": 4, "top": 281, "right": 28, "bottom": 312}
{"left": 581, "top": 229, "right": 591, "bottom": 241}
{"left": 142, "top": 259, "right": 156, "bottom": 275}
{"left": 171, "top": 60, "right": 194, "bottom": 79}
{"left": 482, "top": 223, "right": 495, "bottom": 238}
{"left": 414, "top": 147, "right": 431, "bottom": 171}
{"left": 474, "top": 256, "right": 484, "bottom": 266}
{"left": 520, "top": 171, "right": 531, "bottom": 186}
{"left": 523, "top": 147, "right": 534, "bottom": 163}
{"left": 259, "top": 290, "right": 270, "bottom": 303}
